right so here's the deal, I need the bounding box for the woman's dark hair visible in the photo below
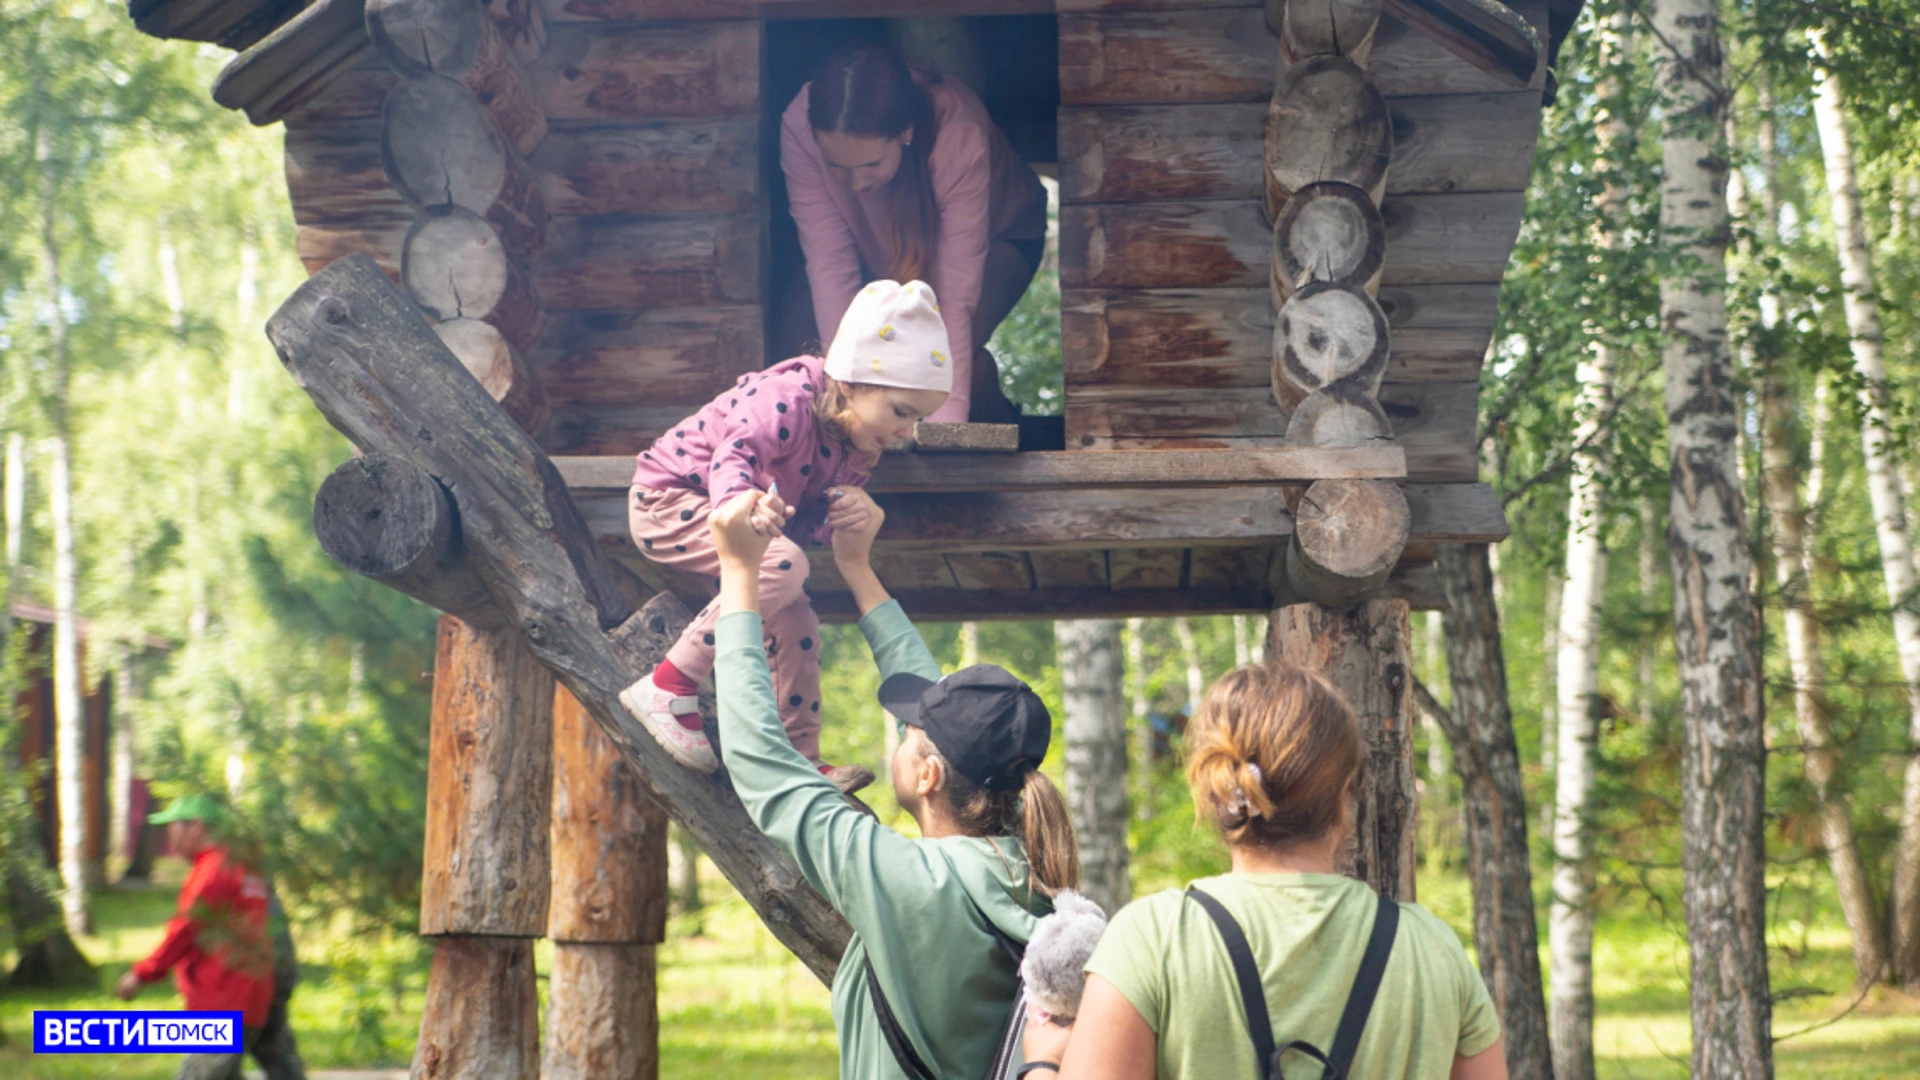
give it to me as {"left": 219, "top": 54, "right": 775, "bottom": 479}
{"left": 921, "top": 738, "right": 1079, "bottom": 900}
{"left": 808, "top": 46, "right": 941, "bottom": 283}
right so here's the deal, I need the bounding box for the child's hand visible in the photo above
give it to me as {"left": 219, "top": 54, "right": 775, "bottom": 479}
{"left": 713, "top": 490, "right": 777, "bottom": 569}
{"left": 748, "top": 488, "right": 793, "bottom": 538}
{"left": 828, "top": 487, "right": 885, "bottom": 567}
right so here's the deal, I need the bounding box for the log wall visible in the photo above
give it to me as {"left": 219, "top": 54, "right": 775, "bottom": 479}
{"left": 1056, "top": 0, "right": 1547, "bottom": 470}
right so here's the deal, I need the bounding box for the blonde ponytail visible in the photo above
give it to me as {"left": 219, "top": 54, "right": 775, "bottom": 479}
{"left": 1018, "top": 769, "right": 1080, "bottom": 898}
{"left": 1185, "top": 664, "right": 1359, "bottom": 848}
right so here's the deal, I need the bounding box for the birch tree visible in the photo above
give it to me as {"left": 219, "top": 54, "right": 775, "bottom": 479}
{"left": 1547, "top": 18, "right": 1632, "bottom": 1076}
{"left": 1650, "top": 0, "right": 1772, "bottom": 1069}
{"left": 1058, "top": 619, "right": 1129, "bottom": 913}
{"left": 1808, "top": 30, "right": 1920, "bottom": 985}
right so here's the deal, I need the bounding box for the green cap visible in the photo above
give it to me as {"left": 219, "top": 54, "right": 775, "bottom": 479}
{"left": 149, "top": 794, "right": 227, "bottom": 826}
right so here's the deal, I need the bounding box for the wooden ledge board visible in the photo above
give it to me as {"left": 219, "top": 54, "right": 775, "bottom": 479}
{"left": 555, "top": 445, "right": 1409, "bottom": 495}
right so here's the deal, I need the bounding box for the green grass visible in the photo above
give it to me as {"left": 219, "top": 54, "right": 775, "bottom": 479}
{"left": 3, "top": 859, "right": 1916, "bottom": 1079}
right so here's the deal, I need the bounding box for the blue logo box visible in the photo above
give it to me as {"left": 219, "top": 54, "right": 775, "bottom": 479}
{"left": 34, "top": 1010, "right": 245, "bottom": 1053}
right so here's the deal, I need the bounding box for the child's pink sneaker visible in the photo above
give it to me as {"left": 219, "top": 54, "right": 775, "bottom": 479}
{"left": 620, "top": 673, "right": 718, "bottom": 774}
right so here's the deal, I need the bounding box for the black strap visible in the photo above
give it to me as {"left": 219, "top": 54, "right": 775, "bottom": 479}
{"left": 1188, "top": 887, "right": 1400, "bottom": 1080}
{"left": 1187, "top": 887, "right": 1276, "bottom": 1080}
{"left": 866, "top": 957, "right": 939, "bottom": 1080}
{"left": 865, "top": 892, "right": 1029, "bottom": 1080}
{"left": 1325, "top": 893, "right": 1399, "bottom": 1079}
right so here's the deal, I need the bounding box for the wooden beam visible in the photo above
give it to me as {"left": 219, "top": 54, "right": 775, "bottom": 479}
{"left": 1060, "top": 193, "right": 1526, "bottom": 291}
{"left": 1381, "top": 0, "right": 1541, "bottom": 89}
{"left": 531, "top": 24, "right": 761, "bottom": 123}
{"left": 130, "top": 0, "right": 306, "bottom": 49}
{"left": 536, "top": 215, "right": 760, "bottom": 311}
{"left": 542, "top": 0, "right": 1050, "bottom": 20}
{"left": 531, "top": 120, "right": 760, "bottom": 216}
{"left": 553, "top": 445, "right": 1409, "bottom": 495}
{"left": 209, "top": 0, "right": 372, "bottom": 126}
{"left": 266, "top": 254, "right": 851, "bottom": 982}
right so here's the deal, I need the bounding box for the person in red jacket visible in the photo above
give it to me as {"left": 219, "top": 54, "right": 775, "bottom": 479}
{"left": 116, "top": 794, "right": 306, "bottom": 1080}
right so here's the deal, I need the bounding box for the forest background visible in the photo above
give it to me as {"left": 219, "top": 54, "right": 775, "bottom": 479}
{"left": 4, "top": 0, "right": 1920, "bottom": 1076}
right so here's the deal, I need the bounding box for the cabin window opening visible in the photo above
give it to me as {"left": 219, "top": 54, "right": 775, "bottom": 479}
{"left": 763, "top": 14, "right": 1064, "bottom": 449}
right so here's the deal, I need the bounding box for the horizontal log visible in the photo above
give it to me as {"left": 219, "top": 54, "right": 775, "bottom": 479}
{"left": 531, "top": 119, "right": 759, "bottom": 216}
{"left": 1057, "top": 93, "right": 1538, "bottom": 204}
{"left": 945, "top": 552, "right": 1036, "bottom": 591}
{"left": 383, "top": 73, "right": 548, "bottom": 257}
{"left": 1064, "top": 381, "right": 1479, "bottom": 480}
{"left": 530, "top": 307, "right": 763, "bottom": 412}
{"left": 1060, "top": 193, "right": 1525, "bottom": 290}
{"left": 295, "top": 215, "right": 408, "bottom": 278}
{"left": 209, "top": 0, "right": 373, "bottom": 126}
{"left": 907, "top": 423, "right": 1021, "bottom": 453}
{"left": 556, "top": 445, "right": 1407, "bottom": 496}
{"left": 1060, "top": 9, "right": 1275, "bottom": 106}
{"left": 266, "top": 254, "right": 851, "bottom": 982}
{"left": 532, "top": 24, "right": 760, "bottom": 123}
{"left": 1401, "top": 480, "right": 1506, "bottom": 541}
{"left": 313, "top": 455, "right": 499, "bottom": 626}
{"left": 1061, "top": 285, "right": 1494, "bottom": 389}
{"left": 422, "top": 614, "right": 555, "bottom": 936}
{"left": 285, "top": 124, "right": 410, "bottom": 227}
{"left": 1056, "top": 0, "right": 1264, "bottom": 9}
{"left": 543, "top": 0, "right": 1050, "bottom": 19}
{"left": 535, "top": 215, "right": 759, "bottom": 311}
{"left": 129, "top": 0, "right": 306, "bottom": 49}
{"left": 366, "top": 0, "right": 547, "bottom": 154}
{"left": 283, "top": 61, "right": 395, "bottom": 128}
{"left": 1060, "top": 5, "right": 1547, "bottom": 106}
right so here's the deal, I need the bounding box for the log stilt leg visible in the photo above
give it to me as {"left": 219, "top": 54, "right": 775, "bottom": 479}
{"left": 543, "top": 684, "right": 668, "bottom": 1080}
{"left": 413, "top": 615, "right": 554, "bottom": 1080}
{"left": 1267, "top": 599, "right": 1417, "bottom": 900}
{"left": 413, "top": 935, "right": 542, "bottom": 1080}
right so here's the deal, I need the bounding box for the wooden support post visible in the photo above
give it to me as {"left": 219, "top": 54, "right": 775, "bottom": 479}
{"left": 269, "top": 255, "right": 851, "bottom": 980}
{"left": 543, "top": 684, "right": 668, "bottom": 1080}
{"left": 1267, "top": 599, "right": 1417, "bottom": 900}
{"left": 414, "top": 614, "right": 554, "bottom": 1080}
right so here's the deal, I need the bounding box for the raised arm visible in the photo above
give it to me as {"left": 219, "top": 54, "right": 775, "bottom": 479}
{"left": 828, "top": 487, "right": 940, "bottom": 688}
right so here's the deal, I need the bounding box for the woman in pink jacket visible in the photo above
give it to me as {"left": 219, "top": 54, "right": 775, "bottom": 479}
{"left": 780, "top": 46, "right": 1048, "bottom": 425}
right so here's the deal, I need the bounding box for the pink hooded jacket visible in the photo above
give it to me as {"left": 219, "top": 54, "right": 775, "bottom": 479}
{"left": 781, "top": 72, "right": 1047, "bottom": 423}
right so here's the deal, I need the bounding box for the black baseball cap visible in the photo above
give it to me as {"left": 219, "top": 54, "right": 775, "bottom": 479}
{"left": 877, "top": 665, "right": 1051, "bottom": 790}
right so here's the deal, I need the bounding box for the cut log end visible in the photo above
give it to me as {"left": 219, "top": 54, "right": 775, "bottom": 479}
{"left": 313, "top": 454, "right": 499, "bottom": 625}
{"left": 1285, "top": 478, "right": 1411, "bottom": 608}
{"left": 1273, "top": 283, "right": 1391, "bottom": 407}
{"left": 1282, "top": 0, "right": 1386, "bottom": 66}
{"left": 434, "top": 318, "right": 549, "bottom": 436}
{"left": 1265, "top": 54, "right": 1392, "bottom": 221}
{"left": 403, "top": 205, "right": 542, "bottom": 346}
{"left": 1271, "top": 181, "right": 1386, "bottom": 302}
{"left": 1285, "top": 385, "right": 1394, "bottom": 447}
{"left": 382, "top": 72, "right": 547, "bottom": 256}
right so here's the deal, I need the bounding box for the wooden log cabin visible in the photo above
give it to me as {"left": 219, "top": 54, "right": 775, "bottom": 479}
{"left": 130, "top": 0, "right": 1579, "bottom": 1074}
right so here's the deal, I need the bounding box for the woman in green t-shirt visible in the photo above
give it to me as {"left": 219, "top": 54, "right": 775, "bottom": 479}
{"left": 1024, "top": 664, "right": 1508, "bottom": 1080}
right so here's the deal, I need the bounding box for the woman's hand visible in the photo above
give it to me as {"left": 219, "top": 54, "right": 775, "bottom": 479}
{"left": 115, "top": 971, "right": 142, "bottom": 1001}
{"left": 713, "top": 491, "right": 777, "bottom": 572}
{"left": 828, "top": 487, "right": 885, "bottom": 569}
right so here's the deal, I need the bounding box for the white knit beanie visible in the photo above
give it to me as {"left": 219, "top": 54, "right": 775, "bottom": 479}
{"left": 823, "top": 279, "right": 955, "bottom": 395}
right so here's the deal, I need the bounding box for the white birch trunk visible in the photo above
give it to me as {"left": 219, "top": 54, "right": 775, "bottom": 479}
{"left": 1539, "top": 571, "right": 1561, "bottom": 840}
{"left": 1126, "top": 617, "right": 1153, "bottom": 818}
{"left": 1810, "top": 31, "right": 1920, "bottom": 984}
{"left": 1173, "top": 617, "right": 1203, "bottom": 719}
{"left": 1232, "top": 614, "right": 1252, "bottom": 667}
{"left": 1637, "top": 498, "right": 1658, "bottom": 728}
{"left": 1058, "top": 619, "right": 1130, "bottom": 914}
{"left": 1550, "top": 22, "right": 1628, "bottom": 1074}
{"left": 1651, "top": 0, "right": 1772, "bottom": 1068}
{"left": 960, "top": 621, "right": 980, "bottom": 668}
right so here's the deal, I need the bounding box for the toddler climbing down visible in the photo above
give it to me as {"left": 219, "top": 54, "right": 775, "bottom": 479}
{"left": 620, "top": 280, "right": 953, "bottom": 794}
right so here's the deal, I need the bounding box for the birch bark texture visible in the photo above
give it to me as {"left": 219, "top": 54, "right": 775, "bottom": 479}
{"left": 1549, "top": 16, "right": 1630, "bottom": 1078}
{"left": 1650, "top": 0, "right": 1773, "bottom": 1070}
{"left": 1059, "top": 618, "right": 1131, "bottom": 915}
{"left": 1433, "top": 544, "right": 1553, "bottom": 1080}
{"left": 1809, "top": 31, "right": 1920, "bottom": 986}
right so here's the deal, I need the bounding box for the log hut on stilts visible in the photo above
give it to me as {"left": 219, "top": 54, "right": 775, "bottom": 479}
{"left": 127, "top": 0, "right": 1579, "bottom": 1073}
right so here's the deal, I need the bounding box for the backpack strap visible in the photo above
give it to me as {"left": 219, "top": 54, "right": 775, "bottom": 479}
{"left": 865, "top": 957, "right": 939, "bottom": 1080}
{"left": 1323, "top": 892, "right": 1400, "bottom": 1080}
{"left": 1186, "top": 887, "right": 1276, "bottom": 1080}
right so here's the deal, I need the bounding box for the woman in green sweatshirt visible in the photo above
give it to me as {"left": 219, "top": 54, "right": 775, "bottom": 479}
{"left": 705, "top": 484, "right": 1079, "bottom": 1080}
